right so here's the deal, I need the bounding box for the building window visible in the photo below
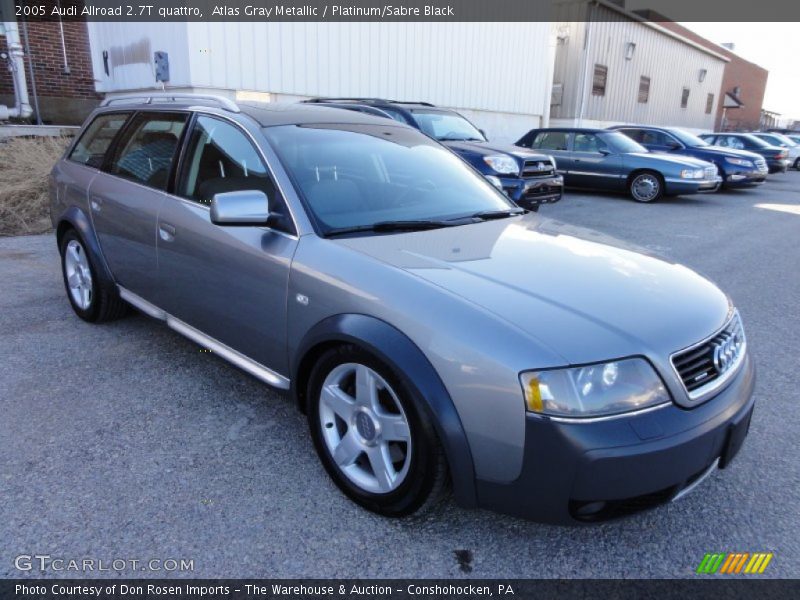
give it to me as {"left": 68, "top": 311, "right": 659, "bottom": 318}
{"left": 638, "top": 76, "right": 650, "bottom": 103}
{"left": 681, "top": 87, "right": 690, "bottom": 108}
{"left": 706, "top": 93, "right": 714, "bottom": 114}
{"left": 592, "top": 65, "right": 608, "bottom": 96}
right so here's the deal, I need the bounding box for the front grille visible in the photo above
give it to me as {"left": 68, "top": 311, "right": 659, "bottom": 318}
{"left": 671, "top": 312, "right": 746, "bottom": 397}
{"left": 704, "top": 165, "right": 717, "bottom": 179}
{"left": 755, "top": 158, "right": 768, "bottom": 171}
{"left": 522, "top": 159, "right": 555, "bottom": 178}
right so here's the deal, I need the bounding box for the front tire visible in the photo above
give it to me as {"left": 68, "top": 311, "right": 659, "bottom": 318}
{"left": 628, "top": 171, "right": 664, "bottom": 203}
{"left": 59, "top": 229, "right": 127, "bottom": 323}
{"left": 307, "top": 345, "right": 448, "bottom": 517}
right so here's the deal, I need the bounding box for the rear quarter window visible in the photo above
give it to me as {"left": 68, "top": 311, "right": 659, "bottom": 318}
{"left": 68, "top": 112, "right": 131, "bottom": 168}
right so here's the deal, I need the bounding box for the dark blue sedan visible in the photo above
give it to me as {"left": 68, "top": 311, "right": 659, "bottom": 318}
{"left": 516, "top": 128, "right": 720, "bottom": 203}
{"left": 609, "top": 125, "right": 768, "bottom": 188}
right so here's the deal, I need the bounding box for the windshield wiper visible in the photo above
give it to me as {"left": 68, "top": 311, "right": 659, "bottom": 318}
{"left": 463, "top": 209, "right": 525, "bottom": 221}
{"left": 325, "top": 220, "right": 455, "bottom": 237}
{"left": 438, "top": 136, "right": 483, "bottom": 142}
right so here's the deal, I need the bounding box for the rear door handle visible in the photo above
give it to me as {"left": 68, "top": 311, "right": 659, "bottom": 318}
{"left": 159, "top": 222, "right": 176, "bottom": 242}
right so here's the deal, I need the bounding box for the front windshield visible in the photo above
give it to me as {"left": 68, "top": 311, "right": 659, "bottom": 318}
{"left": 599, "top": 131, "right": 647, "bottom": 154}
{"left": 410, "top": 110, "right": 485, "bottom": 141}
{"left": 264, "top": 124, "right": 515, "bottom": 233}
{"left": 669, "top": 129, "right": 709, "bottom": 147}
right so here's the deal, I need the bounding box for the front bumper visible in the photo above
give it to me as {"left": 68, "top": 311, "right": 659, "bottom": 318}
{"left": 723, "top": 169, "right": 767, "bottom": 187}
{"left": 475, "top": 353, "right": 755, "bottom": 524}
{"left": 503, "top": 174, "right": 563, "bottom": 210}
{"left": 664, "top": 176, "right": 722, "bottom": 195}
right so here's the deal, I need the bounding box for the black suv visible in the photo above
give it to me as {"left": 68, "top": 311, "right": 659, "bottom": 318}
{"left": 303, "top": 98, "right": 563, "bottom": 211}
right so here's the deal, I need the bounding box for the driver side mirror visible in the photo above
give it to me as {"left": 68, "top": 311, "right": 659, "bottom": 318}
{"left": 210, "top": 190, "right": 277, "bottom": 227}
{"left": 598, "top": 148, "right": 612, "bottom": 156}
{"left": 665, "top": 140, "right": 682, "bottom": 150}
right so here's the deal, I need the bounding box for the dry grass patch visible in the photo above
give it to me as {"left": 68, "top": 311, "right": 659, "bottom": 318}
{"left": 0, "top": 135, "right": 71, "bottom": 236}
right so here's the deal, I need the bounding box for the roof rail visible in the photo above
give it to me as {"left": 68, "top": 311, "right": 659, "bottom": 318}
{"left": 100, "top": 93, "right": 240, "bottom": 113}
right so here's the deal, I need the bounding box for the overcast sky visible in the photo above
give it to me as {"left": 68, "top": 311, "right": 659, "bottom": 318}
{"left": 679, "top": 23, "right": 799, "bottom": 122}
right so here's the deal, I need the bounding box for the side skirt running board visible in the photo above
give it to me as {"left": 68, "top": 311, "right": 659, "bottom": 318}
{"left": 118, "top": 286, "right": 291, "bottom": 390}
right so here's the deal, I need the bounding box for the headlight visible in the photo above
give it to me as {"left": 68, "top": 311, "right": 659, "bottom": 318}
{"left": 520, "top": 358, "right": 670, "bottom": 418}
{"left": 725, "top": 157, "right": 754, "bottom": 167}
{"left": 680, "top": 169, "right": 704, "bottom": 179}
{"left": 485, "top": 175, "right": 504, "bottom": 190}
{"left": 483, "top": 154, "right": 520, "bottom": 175}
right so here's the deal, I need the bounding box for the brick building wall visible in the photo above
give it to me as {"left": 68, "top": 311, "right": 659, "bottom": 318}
{"left": 653, "top": 21, "right": 769, "bottom": 131}
{"left": 1, "top": 17, "right": 99, "bottom": 124}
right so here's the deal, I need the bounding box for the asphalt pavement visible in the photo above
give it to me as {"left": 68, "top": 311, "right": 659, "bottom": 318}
{"left": 1, "top": 174, "right": 798, "bottom": 578}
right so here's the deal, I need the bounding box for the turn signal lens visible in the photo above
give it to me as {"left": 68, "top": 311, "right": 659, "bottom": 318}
{"left": 524, "top": 376, "right": 544, "bottom": 412}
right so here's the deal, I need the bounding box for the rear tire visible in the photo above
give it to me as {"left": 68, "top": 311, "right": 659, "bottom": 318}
{"left": 628, "top": 171, "right": 664, "bottom": 203}
{"left": 59, "top": 229, "right": 127, "bottom": 323}
{"left": 307, "top": 344, "right": 448, "bottom": 517}
{"left": 794, "top": 158, "right": 800, "bottom": 170}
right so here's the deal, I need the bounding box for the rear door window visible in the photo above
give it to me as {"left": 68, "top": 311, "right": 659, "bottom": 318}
{"left": 108, "top": 112, "right": 187, "bottom": 190}
{"left": 68, "top": 112, "right": 131, "bottom": 168}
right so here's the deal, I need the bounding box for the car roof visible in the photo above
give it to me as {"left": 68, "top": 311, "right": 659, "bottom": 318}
{"left": 95, "top": 100, "right": 406, "bottom": 128}
{"left": 528, "top": 127, "right": 606, "bottom": 134}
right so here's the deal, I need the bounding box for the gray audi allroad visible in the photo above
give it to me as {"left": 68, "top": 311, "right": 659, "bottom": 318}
{"left": 50, "top": 95, "right": 755, "bottom": 523}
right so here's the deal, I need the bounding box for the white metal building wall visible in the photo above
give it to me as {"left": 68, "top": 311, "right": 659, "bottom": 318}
{"left": 551, "top": 4, "right": 727, "bottom": 130}
{"left": 87, "top": 22, "right": 553, "bottom": 141}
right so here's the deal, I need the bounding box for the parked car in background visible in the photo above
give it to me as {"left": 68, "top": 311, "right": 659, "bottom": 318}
{"left": 786, "top": 134, "right": 800, "bottom": 146}
{"left": 301, "top": 98, "right": 563, "bottom": 211}
{"left": 698, "top": 133, "right": 789, "bottom": 173}
{"left": 50, "top": 94, "right": 755, "bottom": 524}
{"left": 516, "top": 128, "right": 720, "bottom": 202}
{"left": 749, "top": 132, "right": 800, "bottom": 170}
{"left": 610, "top": 125, "right": 768, "bottom": 188}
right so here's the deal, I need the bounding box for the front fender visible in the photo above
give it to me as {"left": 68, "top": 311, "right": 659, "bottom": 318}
{"left": 292, "top": 313, "right": 478, "bottom": 509}
{"left": 56, "top": 206, "right": 115, "bottom": 286}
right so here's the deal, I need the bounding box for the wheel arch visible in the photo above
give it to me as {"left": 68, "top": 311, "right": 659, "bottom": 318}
{"left": 56, "top": 206, "right": 114, "bottom": 286}
{"left": 292, "top": 313, "right": 478, "bottom": 509}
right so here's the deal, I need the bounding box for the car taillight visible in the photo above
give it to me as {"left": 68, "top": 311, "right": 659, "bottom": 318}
{"left": 779, "top": 150, "right": 788, "bottom": 158}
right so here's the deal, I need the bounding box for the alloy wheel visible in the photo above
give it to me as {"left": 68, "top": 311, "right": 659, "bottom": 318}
{"left": 318, "top": 362, "right": 412, "bottom": 494}
{"left": 64, "top": 239, "right": 93, "bottom": 310}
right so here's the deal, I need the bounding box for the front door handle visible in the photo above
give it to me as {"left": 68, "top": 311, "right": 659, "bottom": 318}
{"left": 90, "top": 196, "right": 103, "bottom": 212}
{"left": 159, "top": 222, "right": 176, "bottom": 242}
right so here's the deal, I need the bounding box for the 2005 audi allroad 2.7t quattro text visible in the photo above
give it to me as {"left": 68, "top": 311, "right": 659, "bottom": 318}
{"left": 50, "top": 94, "right": 755, "bottom": 524}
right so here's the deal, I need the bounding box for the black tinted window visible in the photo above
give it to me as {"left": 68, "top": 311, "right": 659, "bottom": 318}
{"left": 109, "top": 112, "right": 187, "bottom": 190}
{"left": 69, "top": 112, "right": 131, "bottom": 168}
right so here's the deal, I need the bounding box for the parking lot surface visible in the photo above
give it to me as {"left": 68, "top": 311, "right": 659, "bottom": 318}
{"left": 1, "top": 175, "right": 798, "bottom": 579}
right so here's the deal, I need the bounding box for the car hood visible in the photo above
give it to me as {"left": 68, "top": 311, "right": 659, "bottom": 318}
{"left": 626, "top": 152, "right": 713, "bottom": 169}
{"left": 692, "top": 145, "right": 764, "bottom": 160}
{"left": 443, "top": 140, "right": 550, "bottom": 162}
{"left": 335, "top": 215, "right": 731, "bottom": 365}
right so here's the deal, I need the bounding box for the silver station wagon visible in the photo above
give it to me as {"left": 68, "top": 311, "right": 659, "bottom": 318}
{"left": 50, "top": 94, "right": 755, "bottom": 523}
